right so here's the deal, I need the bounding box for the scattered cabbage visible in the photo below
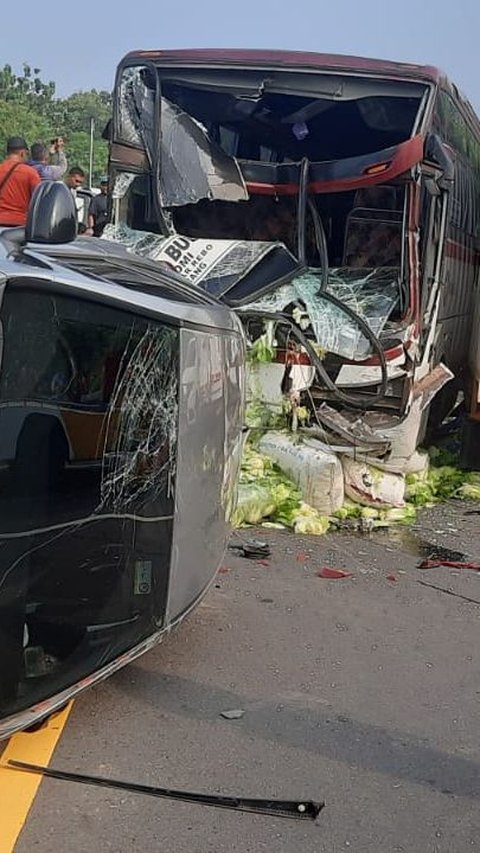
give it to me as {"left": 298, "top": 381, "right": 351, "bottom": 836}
{"left": 240, "top": 445, "right": 273, "bottom": 481}
{"left": 295, "top": 406, "right": 310, "bottom": 424}
{"left": 234, "top": 446, "right": 329, "bottom": 534}
{"left": 293, "top": 515, "right": 330, "bottom": 535}
{"left": 235, "top": 439, "right": 477, "bottom": 537}
{"left": 333, "top": 501, "right": 363, "bottom": 520}
{"left": 232, "top": 483, "right": 277, "bottom": 526}
{"left": 380, "top": 505, "right": 417, "bottom": 524}
{"left": 405, "top": 473, "right": 435, "bottom": 507}
{"left": 428, "top": 465, "right": 464, "bottom": 499}
{"left": 457, "top": 471, "right": 480, "bottom": 500}
{"left": 248, "top": 334, "right": 275, "bottom": 364}
{"left": 360, "top": 507, "right": 381, "bottom": 519}
{"left": 406, "top": 465, "right": 464, "bottom": 506}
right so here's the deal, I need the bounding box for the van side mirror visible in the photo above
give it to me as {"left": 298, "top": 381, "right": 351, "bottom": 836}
{"left": 26, "top": 181, "right": 77, "bottom": 244}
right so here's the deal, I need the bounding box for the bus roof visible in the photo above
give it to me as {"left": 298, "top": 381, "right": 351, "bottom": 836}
{"left": 121, "top": 48, "right": 443, "bottom": 84}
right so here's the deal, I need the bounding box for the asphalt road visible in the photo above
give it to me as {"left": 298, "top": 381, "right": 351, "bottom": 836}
{"left": 16, "top": 501, "right": 480, "bottom": 852}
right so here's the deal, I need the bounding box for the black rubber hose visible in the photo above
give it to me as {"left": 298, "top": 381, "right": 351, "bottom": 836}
{"left": 307, "top": 199, "right": 329, "bottom": 292}
{"left": 241, "top": 307, "right": 388, "bottom": 409}
{"left": 301, "top": 198, "right": 388, "bottom": 405}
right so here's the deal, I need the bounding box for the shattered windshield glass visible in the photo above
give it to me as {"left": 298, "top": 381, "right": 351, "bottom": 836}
{"left": 245, "top": 269, "right": 400, "bottom": 360}
{"left": 102, "top": 223, "right": 298, "bottom": 298}
{"left": 112, "top": 172, "right": 137, "bottom": 200}
{"left": 119, "top": 66, "right": 155, "bottom": 151}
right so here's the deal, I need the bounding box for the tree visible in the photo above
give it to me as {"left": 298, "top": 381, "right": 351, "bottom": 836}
{"left": 0, "top": 63, "right": 111, "bottom": 186}
{"left": 66, "top": 131, "right": 108, "bottom": 184}
{"left": 0, "top": 99, "right": 53, "bottom": 152}
{"left": 59, "top": 90, "right": 112, "bottom": 136}
{"left": 56, "top": 90, "right": 111, "bottom": 182}
{"left": 0, "top": 63, "right": 55, "bottom": 110}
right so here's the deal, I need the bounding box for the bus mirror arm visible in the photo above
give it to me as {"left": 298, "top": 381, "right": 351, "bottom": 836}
{"left": 424, "top": 133, "right": 455, "bottom": 191}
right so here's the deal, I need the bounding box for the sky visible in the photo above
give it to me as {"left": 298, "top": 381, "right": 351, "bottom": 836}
{"left": 1, "top": 0, "right": 479, "bottom": 110}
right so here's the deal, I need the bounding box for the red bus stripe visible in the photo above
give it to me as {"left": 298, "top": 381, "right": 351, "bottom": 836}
{"left": 246, "top": 136, "right": 424, "bottom": 196}
{"left": 445, "top": 239, "right": 480, "bottom": 265}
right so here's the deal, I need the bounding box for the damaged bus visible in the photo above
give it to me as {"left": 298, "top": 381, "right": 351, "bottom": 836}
{"left": 0, "top": 182, "right": 244, "bottom": 738}
{"left": 106, "top": 49, "right": 480, "bottom": 465}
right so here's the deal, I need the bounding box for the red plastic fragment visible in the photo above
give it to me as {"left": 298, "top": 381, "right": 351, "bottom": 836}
{"left": 386, "top": 574, "right": 398, "bottom": 582}
{"left": 317, "top": 568, "right": 353, "bottom": 579}
{"left": 296, "top": 552, "right": 309, "bottom": 563}
{"left": 218, "top": 566, "right": 230, "bottom": 574}
{"left": 419, "top": 559, "right": 480, "bottom": 571}
{"left": 256, "top": 559, "right": 271, "bottom": 567}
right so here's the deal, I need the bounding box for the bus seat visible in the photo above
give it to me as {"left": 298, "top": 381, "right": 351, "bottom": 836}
{"left": 343, "top": 208, "right": 403, "bottom": 268}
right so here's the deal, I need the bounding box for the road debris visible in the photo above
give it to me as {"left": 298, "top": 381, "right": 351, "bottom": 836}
{"left": 235, "top": 421, "right": 480, "bottom": 537}
{"left": 5, "top": 760, "right": 324, "bottom": 821}
{"left": 233, "top": 445, "right": 330, "bottom": 534}
{"left": 418, "top": 560, "right": 480, "bottom": 571}
{"left": 229, "top": 540, "right": 271, "bottom": 559}
{"left": 220, "top": 709, "right": 246, "bottom": 720}
{"left": 296, "top": 551, "right": 310, "bottom": 562}
{"left": 317, "top": 568, "right": 353, "bottom": 580}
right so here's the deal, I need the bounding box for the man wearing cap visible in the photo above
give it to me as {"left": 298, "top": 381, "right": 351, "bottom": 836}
{"left": 0, "top": 137, "right": 41, "bottom": 227}
{"left": 86, "top": 176, "right": 109, "bottom": 237}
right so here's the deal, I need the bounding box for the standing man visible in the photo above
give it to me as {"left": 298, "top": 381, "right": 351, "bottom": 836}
{"left": 28, "top": 138, "right": 68, "bottom": 181}
{"left": 86, "top": 176, "right": 109, "bottom": 237}
{"left": 0, "top": 137, "right": 40, "bottom": 227}
{"left": 64, "top": 166, "right": 86, "bottom": 224}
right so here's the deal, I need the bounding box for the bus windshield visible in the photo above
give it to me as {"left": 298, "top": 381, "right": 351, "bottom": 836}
{"left": 111, "top": 63, "right": 424, "bottom": 280}
{"left": 106, "top": 61, "right": 428, "bottom": 359}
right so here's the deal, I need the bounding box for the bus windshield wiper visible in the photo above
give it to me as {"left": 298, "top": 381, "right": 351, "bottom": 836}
{"left": 6, "top": 760, "right": 324, "bottom": 821}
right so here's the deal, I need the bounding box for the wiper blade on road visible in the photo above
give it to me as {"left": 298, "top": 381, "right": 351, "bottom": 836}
{"left": 6, "top": 759, "right": 324, "bottom": 821}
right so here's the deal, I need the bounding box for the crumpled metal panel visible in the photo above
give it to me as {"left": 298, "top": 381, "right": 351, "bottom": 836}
{"left": 158, "top": 97, "right": 248, "bottom": 207}
{"left": 246, "top": 268, "right": 399, "bottom": 360}
{"left": 119, "top": 69, "right": 248, "bottom": 205}
{"left": 102, "top": 223, "right": 296, "bottom": 297}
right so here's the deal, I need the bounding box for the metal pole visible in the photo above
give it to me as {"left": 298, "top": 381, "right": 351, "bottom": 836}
{"left": 89, "top": 117, "right": 95, "bottom": 188}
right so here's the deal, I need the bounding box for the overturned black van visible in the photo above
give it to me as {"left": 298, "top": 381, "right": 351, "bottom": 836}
{"left": 0, "top": 181, "right": 244, "bottom": 737}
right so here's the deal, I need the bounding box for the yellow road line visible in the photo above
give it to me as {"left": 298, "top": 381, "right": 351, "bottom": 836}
{"left": 0, "top": 702, "right": 73, "bottom": 853}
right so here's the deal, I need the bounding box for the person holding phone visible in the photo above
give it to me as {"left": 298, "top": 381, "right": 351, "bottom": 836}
{"left": 28, "top": 137, "right": 68, "bottom": 181}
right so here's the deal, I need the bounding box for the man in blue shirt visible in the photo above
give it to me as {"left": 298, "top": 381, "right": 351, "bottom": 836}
{"left": 28, "top": 138, "right": 68, "bottom": 181}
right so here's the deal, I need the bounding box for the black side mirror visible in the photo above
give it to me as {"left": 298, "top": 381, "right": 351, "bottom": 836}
{"left": 424, "top": 133, "right": 455, "bottom": 190}
{"left": 26, "top": 181, "right": 77, "bottom": 244}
